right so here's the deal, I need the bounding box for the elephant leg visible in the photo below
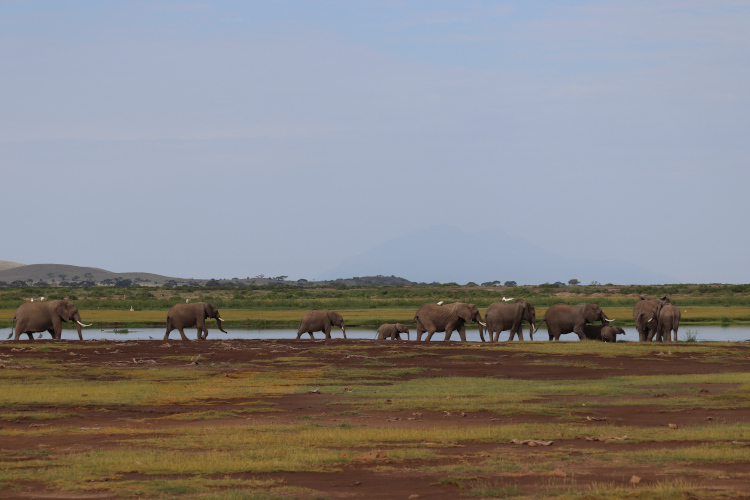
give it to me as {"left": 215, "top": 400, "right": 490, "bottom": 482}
{"left": 164, "top": 328, "right": 173, "bottom": 341}
{"left": 48, "top": 329, "right": 56, "bottom": 340}
{"left": 517, "top": 329, "right": 525, "bottom": 341}
{"left": 458, "top": 325, "right": 467, "bottom": 342}
{"left": 425, "top": 330, "right": 436, "bottom": 341}
{"left": 177, "top": 328, "right": 190, "bottom": 341}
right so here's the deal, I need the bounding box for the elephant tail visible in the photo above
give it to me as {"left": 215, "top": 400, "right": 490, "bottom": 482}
{"left": 8, "top": 315, "right": 15, "bottom": 339}
{"left": 534, "top": 318, "right": 545, "bottom": 334}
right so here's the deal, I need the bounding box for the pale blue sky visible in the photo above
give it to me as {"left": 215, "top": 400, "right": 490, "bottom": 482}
{"left": 1, "top": 1, "right": 748, "bottom": 283}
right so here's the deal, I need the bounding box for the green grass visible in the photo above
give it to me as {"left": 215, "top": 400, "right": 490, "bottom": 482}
{"left": 3, "top": 340, "right": 750, "bottom": 498}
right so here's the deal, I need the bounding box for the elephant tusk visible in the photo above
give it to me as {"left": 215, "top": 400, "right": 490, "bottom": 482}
{"left": 479, "top": 321, "right": 487, "bottom": 327}
{"left": 76, "top": 321, "right": 92, "bottom": 327}
{"left": 604, "top": 318, "right": 614, "bottom": 322}
{"left": 218, "top": 317, "right": 225, "bottom": 321}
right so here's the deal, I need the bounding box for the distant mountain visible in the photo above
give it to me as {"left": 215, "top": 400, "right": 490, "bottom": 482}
{"left": 0, "top": 263, "right": 182, "bottom": 286}
{"left": 0, "top": 260, "right": 25, "bottom": 272}
{"left": 0, "top": 263, "right": 416, "bottom": 288}
{"left": 317, "top": 225, "right": 674, "bottom": 285}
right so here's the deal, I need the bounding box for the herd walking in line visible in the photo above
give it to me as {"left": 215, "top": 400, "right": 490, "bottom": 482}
{"left": 7, "top": 295, "right": 680, "bottom": 343}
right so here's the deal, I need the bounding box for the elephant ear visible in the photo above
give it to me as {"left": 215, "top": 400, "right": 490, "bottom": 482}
{"left": 328, "top": 311, "right": 342, "bottom": 324}
{"left": 457, "top": 304, "right": 473, "bottom": 322}
{"left": 205, "top": 303, "right": 219, "bottom": 317}
{"left": 55, "top": 301, "right": 71, "bottom": 321}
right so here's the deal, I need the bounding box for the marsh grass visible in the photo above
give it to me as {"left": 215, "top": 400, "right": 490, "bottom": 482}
{"left": 0, "top": 410, "right": 82, "bottom": 421}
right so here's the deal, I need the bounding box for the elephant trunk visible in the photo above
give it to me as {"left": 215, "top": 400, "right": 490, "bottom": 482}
{"left": 341, "top": 325, "right": 347, "bottom": 339}
{"left": 217, "top": 316, "right": 228, "bottom": 333}
{"left": 72, "top": 312, "right": 90, "bottom": 340}
{"left": 529, "top": 322, "right": 536, "bottom": 341}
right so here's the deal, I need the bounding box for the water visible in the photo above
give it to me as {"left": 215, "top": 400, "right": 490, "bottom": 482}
{"left": 9, "top": 326, "right": 749, "bottom": 342}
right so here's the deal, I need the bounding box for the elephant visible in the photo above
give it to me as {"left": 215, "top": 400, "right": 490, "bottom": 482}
{"left": 414, "top": 302, "right": 485, "bottom": 342}
{"left": 376, "top": 323, "right": 410, "bottom": 340}
{"left": 296, "top": 310, "right": 346, "bottom": 340}
{"left": 583, "top": 324, "right": 626, "bottom": 342}
{"left": 484, "top": 299, "right": 536, "bottom": 342}
{"left": 539, "top": 303, "right": 614, "bottom": 341}
{"left": 164, "top": 302, "right": 227, "bottom": 341}
{"left": 633, "top": 295, "right": 669, "bottom": 342}
{"left": 656, "top": 303, "right": 681, "bottom": 342}
{"left": 8, "top": 300, "right": 91, "bottom": 341}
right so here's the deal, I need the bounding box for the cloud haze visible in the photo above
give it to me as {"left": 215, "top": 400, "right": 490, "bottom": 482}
{"left": 1, "top": 1, "right": 748, "bottom": 283}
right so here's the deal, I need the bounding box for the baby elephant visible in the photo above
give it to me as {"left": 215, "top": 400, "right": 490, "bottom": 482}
{"left": 583, "top": 324, "right": 626, "bottom": 342}
{"left": 376, "top": 323, "right": 410, "bottom": 340}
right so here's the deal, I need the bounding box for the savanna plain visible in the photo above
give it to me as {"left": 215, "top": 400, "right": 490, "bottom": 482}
{"left": 2, "top": 284, "right": 750, "bottom": 499}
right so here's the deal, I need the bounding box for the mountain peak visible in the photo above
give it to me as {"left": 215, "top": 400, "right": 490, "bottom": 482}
{"left": 317, "top": 225, "right": 672, "bottom": 285}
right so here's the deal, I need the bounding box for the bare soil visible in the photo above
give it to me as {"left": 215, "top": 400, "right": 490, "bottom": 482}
{"left": 2, "top": 339, "right": 750, "bottom": 499}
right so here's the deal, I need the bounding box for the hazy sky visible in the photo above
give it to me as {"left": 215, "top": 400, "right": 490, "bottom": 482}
{"left": 1, "top": 1, "right": 748, "bottom": 283}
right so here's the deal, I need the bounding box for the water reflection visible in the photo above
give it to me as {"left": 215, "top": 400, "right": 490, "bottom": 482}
{"left": 18, "top": 326, "right": 749, "bottom": 343}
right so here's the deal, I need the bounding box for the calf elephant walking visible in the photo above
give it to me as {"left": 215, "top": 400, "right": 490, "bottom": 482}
{"left": 583, "top": 324, "right": 626, "bottom": 342}
{"left": 164, "top": 302, "right": 227, "bottom": 341}
{"left": 376, "top": 323, "right": 410, "bottom": 340}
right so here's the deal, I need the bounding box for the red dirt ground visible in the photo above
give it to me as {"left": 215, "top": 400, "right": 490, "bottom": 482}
{"left": 2, "top": 339, "right": 750, "bottom": 499}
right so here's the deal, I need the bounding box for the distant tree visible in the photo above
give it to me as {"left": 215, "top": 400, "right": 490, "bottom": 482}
{"left": 553, "top": 282, "right": 565, "bottom": 286}
{"left": 205, "top": 279, "right": 221, "bottom": 287}
{"left": 504, "top": 281, "right": 517, "bottom": 287}
{"left": 465, "top": 282, "right": 478, "bottom": 287}
{"left": 114, "top": 278, "right": 132, "bottom": 287}
{"left": 58, "top": 274, "right": 67, "bottom": 281}
{"left": 11, "top": 280, "right": 27, "bottom": 287}
{"left": 84, "top": 273, "right": 93, "bottom": 279}
{"left": 568, "top": 279, "right": 580, "bottom": 286}
{"left": 164, "top": 280, "right": 177, "bottom": 288}
{"left": 72, "top": 275, "right": 80, "bottom": 281}
{"left": 589, "top": 280, "right": 601, "bottom": 286}
{"left": 481, "top": 280, "right": 502, "bottom": 287}
{"left": 0, "top": 281, "right": 8, "bottom": 287}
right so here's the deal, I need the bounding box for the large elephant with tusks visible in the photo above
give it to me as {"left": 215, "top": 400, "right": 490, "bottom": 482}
{"left": 633, "top": 295, "right": 668, "bottom": 342}
{"left": 539, "top": 303, "right": 614, "bottom": 341}
{"left": 296, "top": 310, "right": 346, "bottom": 340}
{"left": 414, "top": 302, "right": 485, "bottom": 342}
{"left": 9, "top": 300, "right": 91, "bottom": 340}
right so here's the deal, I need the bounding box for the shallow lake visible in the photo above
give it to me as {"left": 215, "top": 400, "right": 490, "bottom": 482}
{"left": 17, "top": 325, "right": 750, "bottom": 343}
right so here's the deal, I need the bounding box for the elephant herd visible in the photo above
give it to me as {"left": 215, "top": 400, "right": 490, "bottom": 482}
{"left": 6, "top": 296, "right": 680, "bottom": 343}
{"left": 300, "top": 295, "right": 680, "bottom": 344}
